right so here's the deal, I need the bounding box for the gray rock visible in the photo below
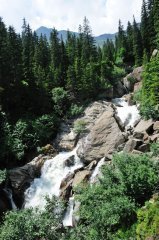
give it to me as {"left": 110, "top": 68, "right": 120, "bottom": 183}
{"left": 72, "top": 170, "right": 91, "bottom": 187}
{"left": 77, "top": 105, "right": 125, "bottom": 162}
{"left": 133, "top": 131, "right": 144, "bottom": 139}
{"left": 123, "top": 138, "right": 143, "bottom": 153}
{"left": 135, "top": 119, "right": 154, "bottom": 134}
{"left": 153, "top": 121, "right": 159, "bottom": 132}
{"left": 122, "top": 66, "right": 143, "bottom": 91}
{"left": 137, "top": 143, "right": 150, "bottom": 152}
{"left": 65, "top": 155, "right": 75, "bottom": 167}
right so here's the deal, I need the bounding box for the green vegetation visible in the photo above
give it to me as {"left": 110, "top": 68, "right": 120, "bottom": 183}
{"left": 136, "top": 196, "right": 159, "bottom": 240}
{"left": 65, "top": 153, "right": 159, "bottom": 240}
{"left": 73, "top": 119, "right": 87, "bottom": 134}
{"left": 0, "top": 169, "right": 6, "bottom": 184}
{"left": 0, "top": 197, "right": 64, "bottom": 240}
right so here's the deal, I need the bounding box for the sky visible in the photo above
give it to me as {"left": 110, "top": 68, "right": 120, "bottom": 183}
{"left": 0, "top": 0, "right": 142, "bottom": 36}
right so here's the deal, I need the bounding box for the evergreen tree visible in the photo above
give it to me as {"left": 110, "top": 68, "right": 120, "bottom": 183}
{"left": 154, "top": 0, "right": 159, "bottom": 48}
{"left": 141, "top": 0, "right": 150, "bottom": 58}
{"left": 133, "top": 17, "right": 143, "bottom": 66}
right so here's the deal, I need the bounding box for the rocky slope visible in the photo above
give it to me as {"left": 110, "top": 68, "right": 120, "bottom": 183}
{"left": 1, "top": 66, "right": 159, "bottom": 224}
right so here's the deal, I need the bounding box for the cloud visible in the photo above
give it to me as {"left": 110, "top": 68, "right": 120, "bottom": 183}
{"left": 0, "top": 0, "right": 142, "bottom": 35}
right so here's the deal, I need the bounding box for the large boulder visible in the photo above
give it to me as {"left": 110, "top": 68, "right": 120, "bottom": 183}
{"left": 134, "top": 119, "right": 154, "bottom": 134}
{"left": 113, "top": 81, "right": 127, "bottom": 98}
{"left": 55, "top": 101, "right": 109, "bottom": 151}
{"left": 123, "top": 66, "right": 143, "bottom": 91}
{"left": 123, "top": 138, "right": 143, "bottom": 153}
{"left": 77, "top": 105, "right": 125, "bottom": 163}
{"left": 72, "top": 170, "right": 91, "bottom": 187}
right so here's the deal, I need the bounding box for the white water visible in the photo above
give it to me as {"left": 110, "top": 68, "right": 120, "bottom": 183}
{"left": 63, "top": 196, "right": 75, "bottom": 227}
{"left": 90, "top": 157, "right": 105, "bottom": 184}
{"left": 112, "top": 98, "right": 140, "bottom": 127}
{"left": 24, "top": 147, "right": 83, "bottom": 210}
{"left": 24, "top": 97, "right": 140, "bottom": 226}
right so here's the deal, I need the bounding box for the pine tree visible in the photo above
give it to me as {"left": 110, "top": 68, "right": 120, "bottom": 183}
{"left": 154, "top": 0, "right": 159, "bottom": 48}
{"left": 141, "top": 0, "right": 150, "bottom": 58}
{"left": 133, "top": 17, "right": 143, "bottom": 66}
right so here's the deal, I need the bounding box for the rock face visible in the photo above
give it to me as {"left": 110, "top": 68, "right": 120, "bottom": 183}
{"left": 77, "top": 105, "right": 125, "bottom": 163}
{"left": 8, "top": 154, "right": 52, "bottom": 207}
{"left": 123, "top": 66, "right": 143, "bottom": 91}
{"left": 55, "top": 101, "right": 110, "bottom": 151}
{"left": 134, "top": 119, "right": 154, "bottom": 134}
{"left": 0, "top": 187, "right": 12, "bottom": 220}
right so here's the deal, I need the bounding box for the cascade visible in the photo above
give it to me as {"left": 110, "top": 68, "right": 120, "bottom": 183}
{"left": 112, "top": 98, "right": 140, "bottom": 127}
{"left": 90, "top": 157, "right": 105, "bottom": 184}
{"left": 63, "top": 196, "right": 75, "bottom": 227}
{"left": 24, "top": 147, "right": 83, "bottom": 210}
{"left": 24, "top": 97, "right": 141, "bottom": 226}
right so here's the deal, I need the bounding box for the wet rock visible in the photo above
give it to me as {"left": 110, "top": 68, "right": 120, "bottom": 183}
{"left": 84, "top": 160, "right": 97, "bottom": 171}
{"left": 8, "top": 155, "right": 49, "bottom": 207}
{"left": 77, "top": 105, "right": 125, "bottom": 162}
{"left": 135, "top": 119, "right": 154, "bottom": 134}
{"left": 137, "top": 143, "right": 150, "bottom": 152}
{"left": 113, "top": 81, "right": 127, "bottom": 98}
{"left": 41, "top": 144, "right": 57, "bottom": 156}
{"left": 124, "top": 93, "right": 134, "bottom": 106}
{"left": 72, "top": 170, "right": 91, "bottom": 187}
{"left": 65, "top": 155, "right": 75, "bottom": 167}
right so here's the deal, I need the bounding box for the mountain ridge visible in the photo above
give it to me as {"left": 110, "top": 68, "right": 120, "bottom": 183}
{"left": 36, "top": 26, "right": 116, "bottom": 46}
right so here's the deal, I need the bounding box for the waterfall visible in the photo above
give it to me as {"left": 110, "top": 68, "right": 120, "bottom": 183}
{"left": 90, "top": 157, "right": 105, "bottom": 184}
{"left": 63, "top": 196, "right": 75, "bottom": 227}
{"left": 24, "top": 147, "right": 83, "bottom": 209}
{"left": 112, "top": 98, "right": 140, "bottom": 127}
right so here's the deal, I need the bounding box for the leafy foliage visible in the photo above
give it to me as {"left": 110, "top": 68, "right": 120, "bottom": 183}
{"left": 73, "top": 120, "right": 87, "bottom": 134}
{"left": 0, "top": 197, "right": 64, "bottom": 240}
{"left": 136, "top": 196, "right": 159, "bottom": 240}
{"left": 0, "top": 169, "right": 6, "bottom": 184}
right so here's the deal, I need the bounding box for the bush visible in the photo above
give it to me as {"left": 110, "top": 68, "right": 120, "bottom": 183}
{"left": 0, "top": 197, "right": 64, "bottom": 240}
{"left": 52, "top": 87, "right": 68, "bottom": 115}
{"left": 68, "top": 104, "right": 84, "bottom": 118}
{"left": 113, "top": 153, "right": 159, "bottom": 205}
{"left": 4, "top": 114, "right": 59, "bottom": 161}
{"left": 73, "top": 120, "right": 87, "bottom": 134}
{"left": 67, "top": 184, "right": 135, "bottom": 240}
{"left": 0, "top": 169, "right": 6, "bottom": 184}
{"left": 140, "top": 56, "right": 159, "bottom": 120}
{"left": 136, "top": 196, "right": 159, "bottom": 240}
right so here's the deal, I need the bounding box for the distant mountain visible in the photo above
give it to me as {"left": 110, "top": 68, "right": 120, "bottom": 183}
{"left": 36, "top": 26, "right": 116, "bottom": 46}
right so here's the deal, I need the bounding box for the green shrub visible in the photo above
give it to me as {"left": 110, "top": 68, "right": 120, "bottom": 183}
{"left": 113, "top": 153, "right": 159, "bottom": 205}
{"left": 0, "top": 197, "right": 64, "bottom": 240}
{"left": 52, "top": 87, "right": 68, "bottom": 115}
{"left": 0, "top": 169, "right": 6, "bottom": 184}
{"left": 136, "top": 196, "right": 159, "bottom": 240}
{"left": 140, "top": 56, "right": 159, "bottom": 120}
{"left": 150, "top": 141, "right": 159, "bottom": 157}
{"left": 68, "top": 104, "right": 84, "bottom": 118}
{"left": 73, "top": 120, "right": 87, "bottom": 134}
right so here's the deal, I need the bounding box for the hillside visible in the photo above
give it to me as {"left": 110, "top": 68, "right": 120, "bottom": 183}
{"left": 36, "top": 26, "right": 116, "bottom": 46}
